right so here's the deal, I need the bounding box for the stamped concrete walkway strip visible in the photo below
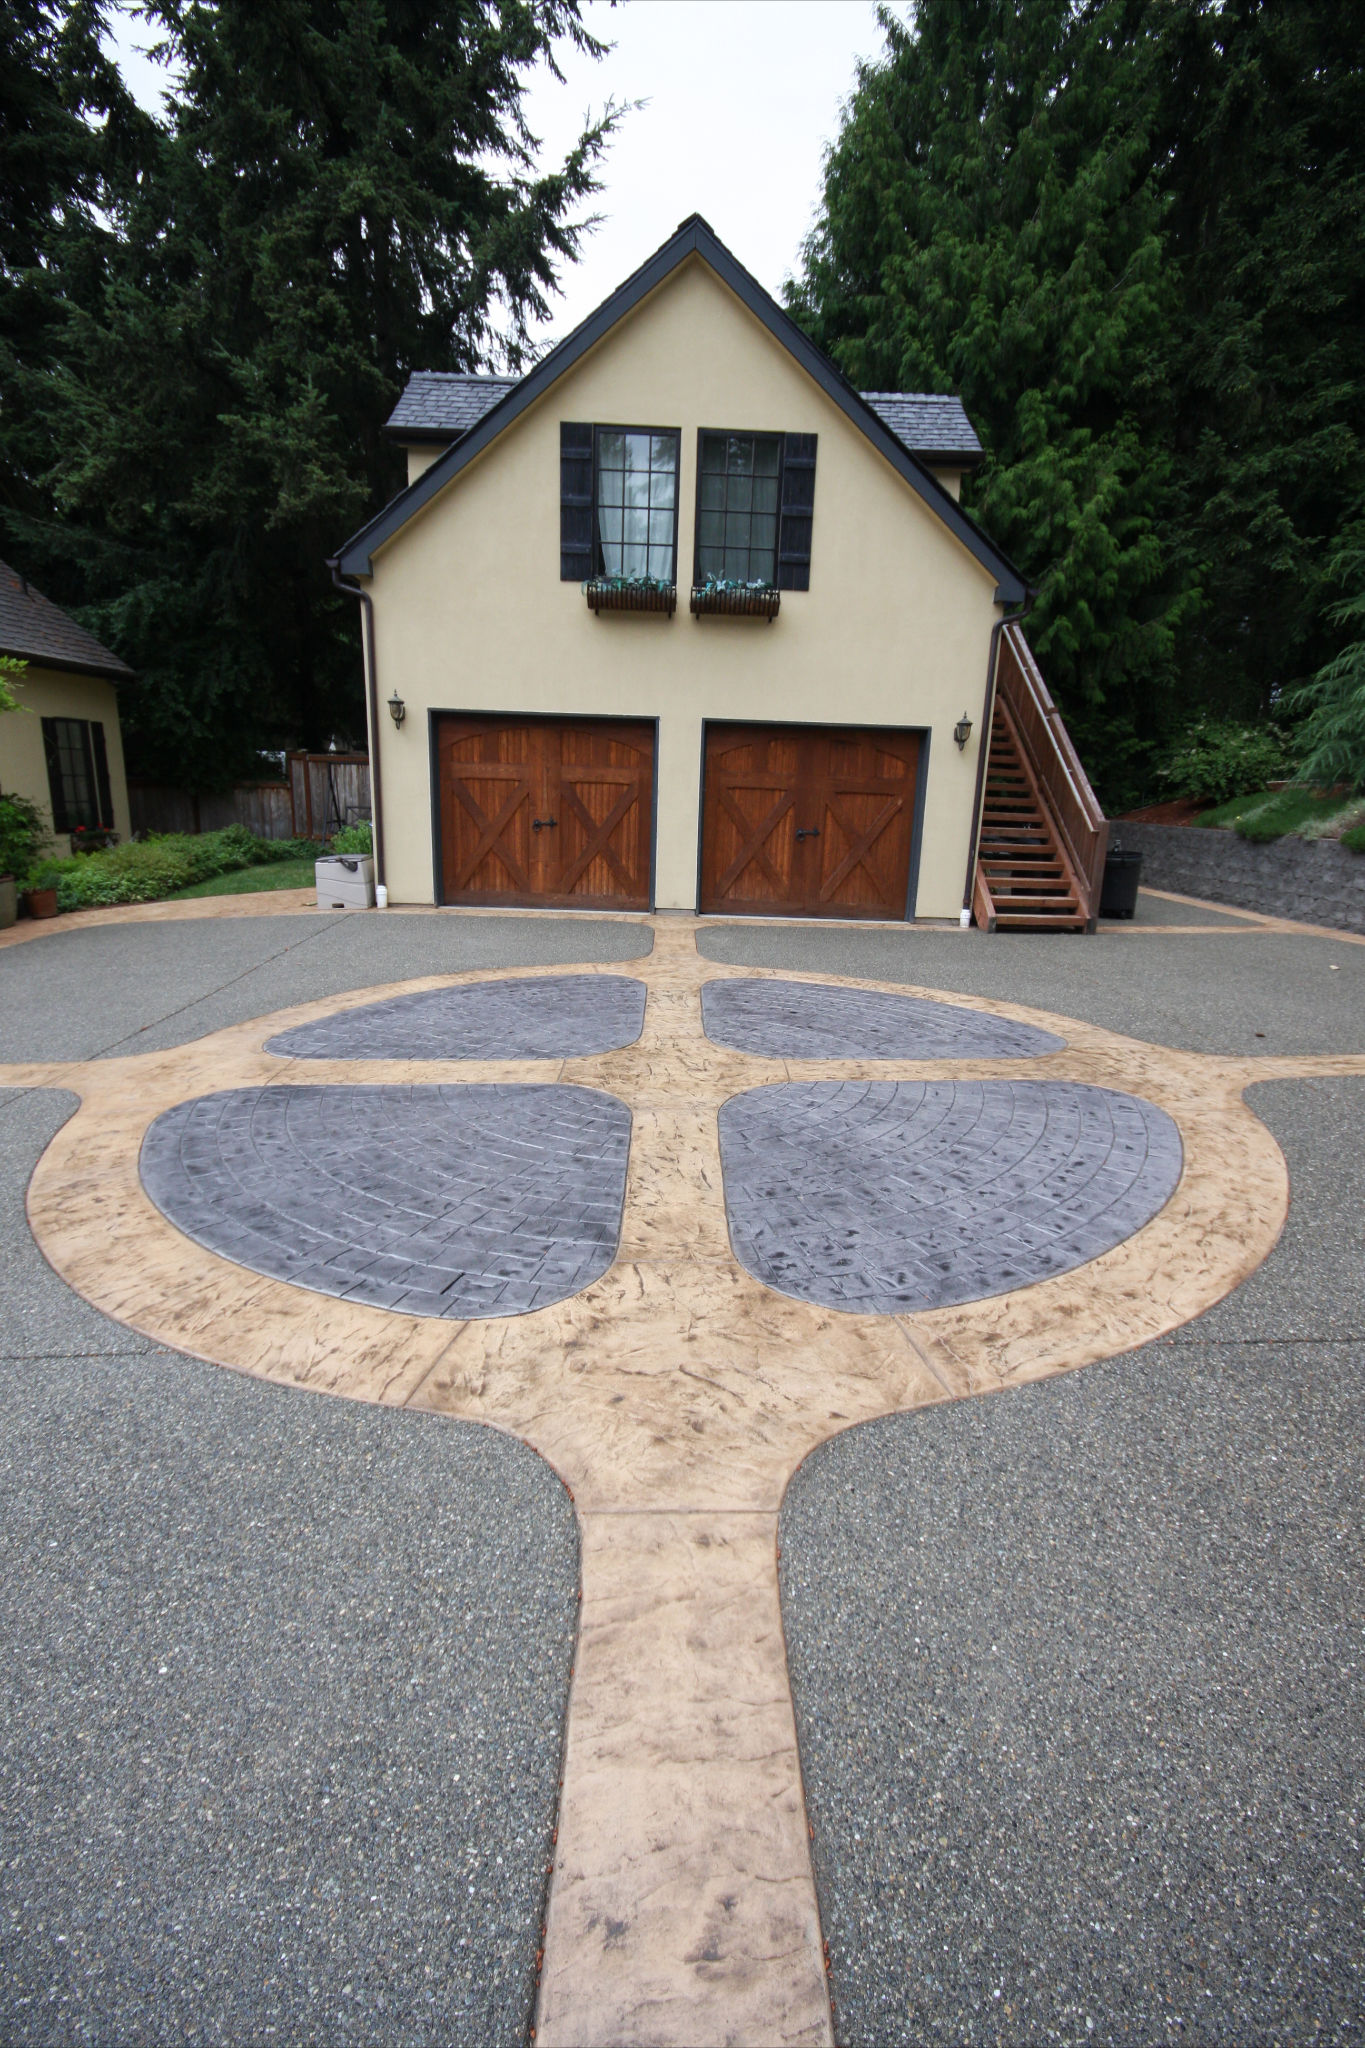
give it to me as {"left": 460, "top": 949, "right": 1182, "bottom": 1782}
{"left": 6, "top": 918, "right": 1365, "bottom": 2046}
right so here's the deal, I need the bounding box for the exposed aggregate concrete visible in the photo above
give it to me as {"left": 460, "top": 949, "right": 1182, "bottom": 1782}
{"left": 781, "top": 1078, "right": 1365, "bottom": 2047}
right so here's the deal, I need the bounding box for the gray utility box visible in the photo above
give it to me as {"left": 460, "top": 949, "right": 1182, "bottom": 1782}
{"left": 315, "top": 854, "right": 375, "bottom": 910}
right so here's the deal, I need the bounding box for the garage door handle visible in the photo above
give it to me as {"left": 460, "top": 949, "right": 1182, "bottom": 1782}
{"left": 532, "top": 817, "right": 558, "bottom": 831}
{"left": 796, "top": 827, "right": 821, "bottom": 839}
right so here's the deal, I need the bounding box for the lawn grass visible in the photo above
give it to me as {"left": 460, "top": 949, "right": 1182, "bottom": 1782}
{"left": 167, "top": 856, "right": 319, "bottom": 899}
{"left": 1194, "top": 787, "right": 1358, "bottom": 841}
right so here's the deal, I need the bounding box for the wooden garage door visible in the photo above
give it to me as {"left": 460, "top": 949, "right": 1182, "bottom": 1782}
{"left": 700, "top": 722, "right": 921, "bottom": 919}
{"left": 437, "top": 716, "right": 655, "bottom": 910}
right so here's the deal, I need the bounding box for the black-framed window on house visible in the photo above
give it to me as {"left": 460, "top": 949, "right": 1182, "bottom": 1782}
{"left": 560, "top": 423, "right": 680, "bottom": 584}
{"left": 595, "top": 429, "right": 679, "bottom": 581}
{"left": 695, "top": 432, "right": 783, "bottom": 585}
{"left": 42, "top": 717, "right": 113, "bottom": 832}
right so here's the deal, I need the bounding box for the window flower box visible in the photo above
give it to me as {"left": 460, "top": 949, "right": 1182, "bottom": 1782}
{"left": 689, "top": 581, "right": 780, "bottom": 620}
{"left": 584, "top": 577, "right": 677, "bottom": 616}
{"left": 70, "top": 823, "right": 118, "bottom": 854}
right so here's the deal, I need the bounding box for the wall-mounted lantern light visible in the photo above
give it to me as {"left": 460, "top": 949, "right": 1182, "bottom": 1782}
{"left": 953, "top": 712, "right": 973, "bottom": 750}
{"left": 388, "top": 691, "right": 406, "bottom": 729}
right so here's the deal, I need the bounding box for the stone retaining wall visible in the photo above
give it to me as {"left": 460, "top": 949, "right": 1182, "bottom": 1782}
{"left": 1110, "top": 822, "right": 1365, "bottom": 933}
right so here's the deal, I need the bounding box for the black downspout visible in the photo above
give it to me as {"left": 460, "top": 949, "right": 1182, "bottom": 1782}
{"left": 328, "top": 560, "right": 385, "bottom": 897}
{"left": 962, "top": 591, "right": 1033, "bottom": 917}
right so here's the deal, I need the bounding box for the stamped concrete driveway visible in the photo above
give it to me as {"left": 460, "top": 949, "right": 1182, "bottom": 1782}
{"left": 697, "top": 913, "right": 1365, "bottom": 2047}
{"left": 0, "top": 911, "right": 645, "bottom": 2047}
{"left": 0, "top": 896, "right": 1361, "bottom": 2046}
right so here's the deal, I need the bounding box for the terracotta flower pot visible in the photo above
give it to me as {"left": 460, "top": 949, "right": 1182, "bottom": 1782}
{"left": 23, "top": 886, "right": 59, "bottom": 920}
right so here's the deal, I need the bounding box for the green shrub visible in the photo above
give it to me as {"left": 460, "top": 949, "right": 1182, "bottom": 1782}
{"left": 1155, "top": 717, "right": 1289, "bottom": 805}
{"left": 330, "top": 822, "right": 372, "bottom": 855}
{"left": 1343, "top": 823, "right": 1365, "bottom": 854}
{"left": 0, "top": 791, "right": 49, "bottom": 879}
{"left": 1280, "top": 524, "right": 1365, "bottom": 794}
{"left": 26, "top": 826, "right": 324, "bottom": 910}
{"left": 241, "top": 836, "right": 322, "bottom": 864}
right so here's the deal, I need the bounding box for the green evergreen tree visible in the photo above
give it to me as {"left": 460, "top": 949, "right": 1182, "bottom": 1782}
{"left": 787, "top": 0, "right": 1195, "bottom": 800}
{"left": 1154, "top": 0, "right": 1365, "bottom": 726}
{"left": 8, "top": 0, "right": 618, "bottom": 787}
{"left": 1282, "top": 520, "right": 1365, "bottom": 791}
{"left": 0, "top": 3, "right": 146, "bottom": 541}
{"left": 788, "top": 0, "right": 1365, "bottom": 805}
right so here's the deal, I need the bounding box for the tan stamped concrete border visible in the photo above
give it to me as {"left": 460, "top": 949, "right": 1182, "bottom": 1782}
{"left": 6, "top": 915, "right": 1365, "bottom": 2047}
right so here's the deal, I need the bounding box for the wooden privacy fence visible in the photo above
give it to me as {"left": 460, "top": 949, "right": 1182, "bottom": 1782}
{"left": 287, "top": 752, "right": 371, "bottom": 840}
{"left": 128, "top": 753, "right": 370, "bottom": 842}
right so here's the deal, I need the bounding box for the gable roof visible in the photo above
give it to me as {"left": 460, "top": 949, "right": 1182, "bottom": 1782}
{"left": 0, "top": 559, "right": 133, "bottom": 680}
{"left": 387, "top": 371, "right": 985, "bottom": 470}
{"left": 334, "top": 215, "right": 1024, "bottom": 602}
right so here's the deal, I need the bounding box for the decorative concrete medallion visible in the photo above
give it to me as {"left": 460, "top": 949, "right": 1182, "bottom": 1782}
{"left": 267, "top": 971, "right": 646, "bottom": 1060}
{"left": 720, "top": 1078, "right": 1182, "bottom": 1313}
{"left": 703, "top": 976, "right": 1063, "bottom": 1059}
{"left": 8, "top": 918, "right": 1363, "bottom": 2048}
{"left": 140, "top": 1083, "right": 631, "bottom": 1318}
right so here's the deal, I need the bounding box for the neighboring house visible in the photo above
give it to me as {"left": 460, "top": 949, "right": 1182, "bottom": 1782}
{"left": 0, "top": 560, "right": 133, "bottom": 848}
{"left": 333, "top": 215, "right": 1101, "bottom": 924}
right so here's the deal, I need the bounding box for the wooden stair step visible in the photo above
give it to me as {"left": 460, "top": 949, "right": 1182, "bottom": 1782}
{"left": 990, "top": 895, "right": 1080, "bottom": 910}
{"left": 993, "top": 922, "right": 1086, "bottom": 931}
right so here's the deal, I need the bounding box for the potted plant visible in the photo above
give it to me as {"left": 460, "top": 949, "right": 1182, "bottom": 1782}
{"left": 689, "top": 575, "right": 781, "bottom": 619}
{"left": 584, "top": 574, "right": 677, "bottom": 615}
{"left": 23, "top": 882, "right": 59, "bottom": 919}
{"left": 0, "top": 791, "right": 49, "bottom": 929}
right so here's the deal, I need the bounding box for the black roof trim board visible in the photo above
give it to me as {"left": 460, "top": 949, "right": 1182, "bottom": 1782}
{"left": 333, "top": 216, "right": 1026, "bottom": 603}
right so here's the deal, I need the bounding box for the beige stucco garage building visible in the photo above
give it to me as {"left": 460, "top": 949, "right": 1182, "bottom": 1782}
{"left": 334, "top": 216, "right": 1098, "bottom": 924}
{"left": 0, "top": 560, "right": 133, "bottom": 851}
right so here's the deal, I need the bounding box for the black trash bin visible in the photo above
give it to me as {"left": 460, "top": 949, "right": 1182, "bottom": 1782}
{"left": 1100, "top": 845, "right": 1143, "bottom": 919}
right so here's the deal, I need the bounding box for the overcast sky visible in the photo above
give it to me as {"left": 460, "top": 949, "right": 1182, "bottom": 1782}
{"left": 102, "top": 0, "right": 889, "bottom": 350}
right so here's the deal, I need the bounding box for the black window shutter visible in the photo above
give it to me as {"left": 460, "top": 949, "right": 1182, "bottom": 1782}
{"left": 41, "top": 717, "right": 70, "bottom": 831}
{"left": 560, "top": 422, "right": 595, "bottom": 580}
{"left": 778, "top": 433, "right": 817, "bottom": 591}
{"left": 90, "top": 722, "right": 114, "bottom": 828}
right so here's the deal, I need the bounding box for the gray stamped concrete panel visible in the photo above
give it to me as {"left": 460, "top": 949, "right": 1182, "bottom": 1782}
{"left": 719, "top": 1079, "right": 1182, "bottom": 1314}
{"left": 703, "top": 977, "right": 1063, "bottom": 1060}
{"left": 268, "top": 972, "right": 647, "bottom": 1061}
{"left": 140, "top": 1083, "right": 631, "bottom": 1317}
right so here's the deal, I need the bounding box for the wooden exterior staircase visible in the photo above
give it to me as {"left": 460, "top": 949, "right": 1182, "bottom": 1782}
{"left": 972, "top": 623, "right": 1108, "bottom": 932}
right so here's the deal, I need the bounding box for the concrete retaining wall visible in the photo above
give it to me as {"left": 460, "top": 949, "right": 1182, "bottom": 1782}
{"left": 1111, "top": 822, "right": 1365, "bottom": 933}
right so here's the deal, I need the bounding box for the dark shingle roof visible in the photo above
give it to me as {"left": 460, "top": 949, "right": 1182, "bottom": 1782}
{"left": 859, "top": 392, "right": 984, "bottom": 464}
{"left": 0, "top": 560, "right": 132, "bottom": 679}
{"left": 385, "top": 371, "right": 984, "bottom": 466}
{"left": 386, "top": 372, "right": 521, "bottom": 440}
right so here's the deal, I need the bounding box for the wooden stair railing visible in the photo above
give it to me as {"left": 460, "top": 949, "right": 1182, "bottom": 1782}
{"left": 973, "top": 623, "right": 1108, "bottom": 932}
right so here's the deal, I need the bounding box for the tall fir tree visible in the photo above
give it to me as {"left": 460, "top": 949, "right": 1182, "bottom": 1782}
{"left": 1154, "top": 0, "right": 1365, "bottom": 733}
{"left": 7, "top": 0, "right": 618, "bottom": 787}
{"left": 0, "top": 3, "right": 147, "bottom": 548}
{"left": 787, "top": 0, "right": 1194, "bottom": 797}
{"left": 789, "top": 0, "right": 1365, "bottom": 801}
